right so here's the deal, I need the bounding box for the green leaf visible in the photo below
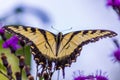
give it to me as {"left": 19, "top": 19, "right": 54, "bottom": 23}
{"left": 0, "top": 42, "right": 27, "bottom": 80}
{"left": 1, "top": 32, "right": 31, "bottom": 66}
{"left": 0, "top": 73, "right": 8, "bottom": 80}
{"left": 0, "top": 33, "right": 31, "bottom": 80}
{"left": 0, "top": 63, "right": 6, "bottom": 71}
{"left": 39, "top": 77, "right": 44, "bottom": 80}
{"left": 16, "top": 46, "right": 31, "bottom": 66}
{"left": 0, "top": 39, "right": 4, "bottom": 49}
{"left": 5, "top": 32, "right": 13, "bottom": 39}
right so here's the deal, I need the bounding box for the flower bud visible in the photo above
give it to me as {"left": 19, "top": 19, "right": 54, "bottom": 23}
{"left": 7, "top": 65, "right": 12, "bottom": 76}
{"left": 1, "top": 53, "right": 8, "bottom": 67}
{"left": 24, "top": 66, "right": 31, "bottom": 77}
{"left": 1, "top": 35, "right": 7, "bottom": 41}
{"left": 28, "top": 75, "right": 34, "bottom": 80}
{"left": 19, "top": 56, "right": 25, "bottom": 69}
{"left": 20, "top": 40, "right": 25, "bottom": 47}
{"left": 15, "top": 72, "right": 21, "bottom": 80}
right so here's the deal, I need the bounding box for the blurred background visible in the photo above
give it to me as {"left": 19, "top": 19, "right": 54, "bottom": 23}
{"left": 0, "top": 0, "right": 120, "bottom": 80}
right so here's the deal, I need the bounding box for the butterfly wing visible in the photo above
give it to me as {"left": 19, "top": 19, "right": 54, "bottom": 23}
{"left": 3, "top": 25, "right": 57, "bottom": 63}
{"left": 56, "top": 30, "right": 117, "bottom": 67}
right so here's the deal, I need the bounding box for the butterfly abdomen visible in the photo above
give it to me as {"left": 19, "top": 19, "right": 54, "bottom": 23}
{"left": 56, "top": 32, "right": 63, "bottom": 56}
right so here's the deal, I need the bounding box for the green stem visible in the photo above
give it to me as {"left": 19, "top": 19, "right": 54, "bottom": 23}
{"left": 0, "top": 70, "right": 10, "bottom": 79}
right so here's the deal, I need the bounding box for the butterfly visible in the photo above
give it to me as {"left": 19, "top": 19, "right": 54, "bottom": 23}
{"left": 3, "top": 25, "right": 117, "bottom": 77}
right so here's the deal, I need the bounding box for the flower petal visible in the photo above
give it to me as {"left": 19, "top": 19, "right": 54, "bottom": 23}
{"left": 2, "top": 41, "right": 9, "bottom": 48}
{"left": 113, "top": 49, "right": 120, "bottom": 62}
{"left": 12, "top": 44, "right": 21, "bottom": 51}
{"left": 107, "top": 0, "right": 120, "bottom": 6}
{"left": 2, "top": 35, "right": 21, "bottom": 51}
{"left": 0, "top": 28, "right": 5, "bottom": 35}
{"left": 8, "top": 35, "right": 19, "bottom": 44}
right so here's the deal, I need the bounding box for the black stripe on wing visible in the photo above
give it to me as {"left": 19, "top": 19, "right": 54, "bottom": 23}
{"left": 63, "top": 30, "right": 117, "bottom": 48}
{"left": 38, "top": 29, "right": 55, "bottom": 54}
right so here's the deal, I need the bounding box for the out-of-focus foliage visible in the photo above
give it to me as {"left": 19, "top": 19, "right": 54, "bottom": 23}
{"left": 0, "top": 33, "right": 32, "bottom": 80}
{"left": 0, "top": 5, "right": 51, "bottom": 25}
{"left": 0, "top": 39, "right": 27, "bottom": 80}
{"left": 0, "top": 4, "right": 51, "bottom": 79}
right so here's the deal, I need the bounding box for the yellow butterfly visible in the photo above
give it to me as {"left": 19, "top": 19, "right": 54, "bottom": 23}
{"left": 3, "top": 25, "right": 117, "bottom": 70}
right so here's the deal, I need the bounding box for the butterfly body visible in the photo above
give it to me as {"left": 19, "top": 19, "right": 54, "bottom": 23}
{"left": 55, "top": 32, "right": 63, "bottom": 56}
{"left": 3, "top": 25, "right": 117, "bottom": 70}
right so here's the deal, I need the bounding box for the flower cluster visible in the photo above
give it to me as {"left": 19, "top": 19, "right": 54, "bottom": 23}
{"left": 73, "top": 70, "right": 108, "bottom": 80}
{"left": 107, "top": 0, "right": 120, "bottom": 6}
{"left": 0, "top": 24, "right": 35, "bottom": 80}
{"left": 112, "top": 39, "right": 120, "bottom": 63}
{"left": 0, "top": 25, "right": 21, "bottom": 53}
{"left": 107, "top": 0, "right": 120, "bottom": 17}
{"left": 2, "top": 35, "right": 21, "bottom": 53}
{"left": 0, "top": 53, "right": 34, "bottom": 80}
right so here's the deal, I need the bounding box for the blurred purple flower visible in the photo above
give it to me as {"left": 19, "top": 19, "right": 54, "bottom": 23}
{"left": 2, "top": 35, "right": 21, "bottom": 52}
{"left": 112, "top": 39, "right": 120, "bottom": 63}
{"left": 95, "top": 76, "right": 108, "bottom": 80}
{"left": 0, "top": 23, "right": 7, "bottom": 41}
{"left": 0, "top": 23, "right": 5, "bottom": 35}
{"left": 107, "top": 0, "right": 120, "bottom": 17}
{"left": 86, "top": 75, "right": 95, "bottom": 80}
{"left": 0, "top": 28, "right": 5, "bottom": 35}
{"left": 112, "top": 49, "right": 120, "bottom": 63}
{"left": 107, "top": 0, "right": 120, "bottom": 6}
{"left": 73, "top": 70, "right": 108, "bottom": 80}
{"left": 95, "top": 70, "right": 108, "bottom": 80}
{"left": 74, "top": 76, "right": 86, "bottom": 80}
{"left": 73, "top": 71, "right": 86, "bottom": 80}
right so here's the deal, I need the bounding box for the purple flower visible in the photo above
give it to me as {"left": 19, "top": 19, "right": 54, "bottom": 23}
{"left": 73, "top": 71, "right": 86, "bottom": 80}
{"left": 74, "top": 76, "right": 86, "bottom": 80}
{"left": 95, "top": 70, "right": 108, "bottom": 80}
{"left": 107, "top": 0, "right": 120, "bottom": 6}
{"left": 0, "top": 28, "right": 6, "bottom": 41}
{"left": 0, "top": 23, "right": 5, "bottom": 35}
{"left": 86, "top": 75, "right": 95, "bottom": 80}
{"left": 2, "top": 35, "right": 21, "bottom": 52}
{"left": 73, "top": 70, "right": 108, "bottom": 80}
{"left": 112, "top": 49, "right": 120, "bottom": 63}
{"left": 112, "top": 39, "right": 120, "bottom": 63}
{"left": 0, "top": 23, "right": 6, "bottom": 41}
{"left": 107, "top": 0, "right": 120, "bottom": 18}
{"left": 95, "top": 76, "right": 108, "bottom": 80}
{"left": 0, "top": 28, "right": 5, "bottom": 35}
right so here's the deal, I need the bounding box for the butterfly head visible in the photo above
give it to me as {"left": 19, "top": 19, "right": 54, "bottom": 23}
{"left": 57, "top": 32, "right": 63, "bottom": 39}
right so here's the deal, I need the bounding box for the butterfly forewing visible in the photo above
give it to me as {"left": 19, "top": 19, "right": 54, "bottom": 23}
{"left": 57, "top": 30, "right": 117, "bottom": 59}
{"left": 4, "top": 26, "right": 57, "bottom": 60}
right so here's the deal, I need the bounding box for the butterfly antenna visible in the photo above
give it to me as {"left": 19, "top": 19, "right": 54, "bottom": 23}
{"left": 62, "top": 27, "right": 72, "bottom": 32}
{"left": 51, "top": 26, "right": 72, "bottom": 32}
{"left": 51, "top": 26, "right": 60, "bottom": 32}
